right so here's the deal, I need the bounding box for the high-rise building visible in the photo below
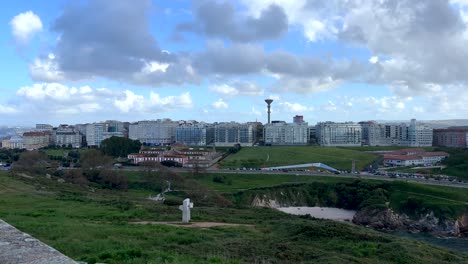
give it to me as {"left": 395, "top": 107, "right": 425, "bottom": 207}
{"left": 129, "top": 119, "right": 178, "bottom": 145}
{"left": 84, "top": 121, "right": 125, "bottom": 147}
{"left": 316, "top": 122, "right": 362, "bottom": 147}
{"left": 264, "top": 120, "right": 309, "bottom": 145}
{"left": 176, "top": 123, "right": 212, "bottom": 146}
{"left": 408, "top": 119, "right": 433, "bottom": 147}
{"left": 214, "top": 122, "right": 255, "bottom": 147}
{"left": 433, "top": 127, "right": 468, "bottom": 148}
{"left": 359, "top": 119, "right": 432, "bottom": 147}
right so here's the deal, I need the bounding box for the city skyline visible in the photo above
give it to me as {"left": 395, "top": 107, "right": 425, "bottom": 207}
{"left": 2, "top": 1, "right": 468, "bottom": 126}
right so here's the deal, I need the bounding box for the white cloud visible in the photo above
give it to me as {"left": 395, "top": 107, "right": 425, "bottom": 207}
{"left": 10, "top": 11, "right": 43, "bottom": 45}
{"left": 209, "top": 81, "right": 264, "bottom": 97}
{"left": 114, "top": 90, "right": 145, "bottom": 113}
{"left": 212, "top": 99, "right": 228, "bottom": 109}
{"left": 280, "top": 102, "right": 314, "bottom": 113}
{"left": 141, "top": 61, "right": 170, "bottom": 73}
{"left": 14, "top": 83, "right": 193, "bottom": 116}
{"left": 369, "top": 56, "right": 379, "bottom": 64}
{"left": 210, "top": 84, "right": 239, "bottom": 96}
{"left": 29, "top": 57, "right": 65, "bottom": 82}
{"left": 149, "top": 92, "right": 193, "bottom": 110}
{"left": 0, "top": 105, "right": 18, "bottom": 114}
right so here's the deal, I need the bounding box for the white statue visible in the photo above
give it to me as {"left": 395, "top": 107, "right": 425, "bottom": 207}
{"left": 179, "top": 198, "right": 194, "bottom": 223}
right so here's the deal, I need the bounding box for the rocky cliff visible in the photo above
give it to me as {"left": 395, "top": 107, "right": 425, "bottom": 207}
{"left": 353, "top": 207, "right": 468, "bottom": 237}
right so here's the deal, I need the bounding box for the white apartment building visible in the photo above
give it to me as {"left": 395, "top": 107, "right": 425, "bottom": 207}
{"left": 408, "top": 119, "right": 433, "bottom": 147}
{"left": 129, "top": 119, "right": 178, "bottom": 145}
{"left": 316, "top": 122, "right": 362, "bottom": 147}
{"left": 359, "top": 119, "right": 433, "bottom": 147}
{"left": 264, "top": 121, "right": 309, "bottom": 145}
{"left": 53, "top": 125, "right": 82, "bottom": 148}
{"left": 85, "top": 121, "right": 126, "bottom": 147}
{"left": 214, "top": 122, "right": 255, "bottom": 147}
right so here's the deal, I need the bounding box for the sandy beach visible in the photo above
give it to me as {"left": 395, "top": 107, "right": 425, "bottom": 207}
{"left": 277, "top": 207, "right": 356, "bottom": 221}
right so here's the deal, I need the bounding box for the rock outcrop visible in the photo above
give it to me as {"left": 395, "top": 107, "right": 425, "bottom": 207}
{"left": 455, "top": 213, "right": 468, "bottom": 237}
{"left": 353, "top": 208, "right": 468, "bottom": 237}
{"left": 352, "top": 207, "right": 408, "bottom": 230}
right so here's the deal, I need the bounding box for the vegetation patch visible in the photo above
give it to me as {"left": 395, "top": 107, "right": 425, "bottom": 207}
{"left": 220, "top": 146, "right": 378, "bottom": 171}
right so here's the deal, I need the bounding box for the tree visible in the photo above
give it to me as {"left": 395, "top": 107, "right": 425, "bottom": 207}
{"left": 13, "top": 150, "right": 51, "bottom": 175}
{"left": 80, "top": 149, "right": 113, "bottom": 170}
{"left": 100, "top": 136, "right": 141, "bottom": 158}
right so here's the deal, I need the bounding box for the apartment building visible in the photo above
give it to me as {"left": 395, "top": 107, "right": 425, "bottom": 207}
{"left": 23, "top": 131, "right": 52, "bottom": 150}
{"left": 316, "top": 122, "right": 362, "bottom": 147}
{"left": 53, "top": 125, "right": 82, "bottom": 148}
{"left": 264, "top": 121, "right": 309, "bottom": 145}
{"left": 1, "top": 136, "right": 24, "bottom": 149}
{"left": 433, "top": 127, "right": 468, "bottom": 148}
{"left": 359, "top": 119, "right": 433, "bottom": 147}
{"left": 214, "top": 122, "right": 255, "bottom": 147}
{"left": 175, "top": 123, "right": 214, "bottom": 146}
{"left": 129, "top": 119, "right": 178, "bottom": 145}
{"left": 86, "top": 122, "right": 125, "bottom": 147}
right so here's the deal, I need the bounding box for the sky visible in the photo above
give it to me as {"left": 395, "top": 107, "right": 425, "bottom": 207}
{"left": 2, "top": 0, "right": 468, "bottom": 126}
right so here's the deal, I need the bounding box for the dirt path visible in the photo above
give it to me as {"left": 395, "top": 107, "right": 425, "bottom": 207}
{"left": 129, "top": 221, "right": 254, "bottom": 228}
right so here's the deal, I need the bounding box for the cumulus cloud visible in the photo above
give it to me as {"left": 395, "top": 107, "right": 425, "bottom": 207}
{"left": 29, "top": 0, "right": 197, "bottom": 86}
{"left": 149, "top": 92, "right": 193, "bottom": 110}
{"left": 280, "top": 102, "right": 314, "bottom": 113}
{"left": 209, "top": 81, "right": 263, "bottom": 97}
{"left": 241, "top": 0, "right": 468, "bottom": 101}
{"left": 212, "top": 98, "right": 229, "bottom": 109}
{"left": 10, "top": 11, "right": 43, "bottom": 45}
{"left": 15, "top": 83, "right": 193, "bottom": 115}
{"left": 175, "top": 0, "right": 288, "bottom": 42}
{"left": 196, "top": 41, "right": 365, "bottom": 94}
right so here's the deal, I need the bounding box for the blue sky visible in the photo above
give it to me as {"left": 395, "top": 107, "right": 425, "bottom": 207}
{"left": 2, "top": 0, "right": 468, "bottom": 126}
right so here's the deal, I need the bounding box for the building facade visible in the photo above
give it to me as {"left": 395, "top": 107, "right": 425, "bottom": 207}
{"left": 1, "top": 136, "right": 24, "bottom": 149}
{"left": 23, "top": 131, "right": 52, "bottom": 150}
{"left": 85, "top": 122, "right": 125, "bottom": 147}
{"left": 383, "top": 148, "right": 449, "bottom": 167}
{"left": 129, "top": 119, "right": 178, "bottom": 145}
{"left": 433, "top": 127, "right": 468, "bottom": 148}
{"left": 264, "top": 121, "right": 309, "bottom": 145}
{"left": 53, "top": 125, "right": 82, "bottom": 148}
{"left": 316, "top": 122, "right": 362, "bottom": 147}
{"left": 175, "top": 123, "right": 211, "bottom": 146}
{"left": 214, "top": 122, "right": 255, "bottom": 147}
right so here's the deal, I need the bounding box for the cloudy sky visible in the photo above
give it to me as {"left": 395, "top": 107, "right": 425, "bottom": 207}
{"left": 2, "top": 0, "right": 468, "bottom": 126}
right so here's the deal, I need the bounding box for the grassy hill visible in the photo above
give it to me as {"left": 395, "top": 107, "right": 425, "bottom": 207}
{"left": 219, "top": 146, "right": 379, "bottom": 171}
{"left": 0, "top": 170, "right": 467, "bottom": 263}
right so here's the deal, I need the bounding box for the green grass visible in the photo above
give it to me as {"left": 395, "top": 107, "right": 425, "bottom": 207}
{"left": 220, "top": 146, "right": 378, "bottom": 171}
{"left": 195, "top": 173, "right": 356, "bottom": 193}
{"left": 338, "top": 146, "right": 412, "bottom": 151}
{"left": 1, "top": 171, "right": 467, "bottom": 263}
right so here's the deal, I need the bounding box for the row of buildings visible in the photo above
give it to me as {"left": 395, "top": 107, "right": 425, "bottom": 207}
{"left": 2, "top": 118, "right": 468, "bottom": 150}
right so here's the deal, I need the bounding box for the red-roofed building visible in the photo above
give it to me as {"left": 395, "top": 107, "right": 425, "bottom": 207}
{"left": 383, "top": 148, "right": 449, "bottom": 167}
